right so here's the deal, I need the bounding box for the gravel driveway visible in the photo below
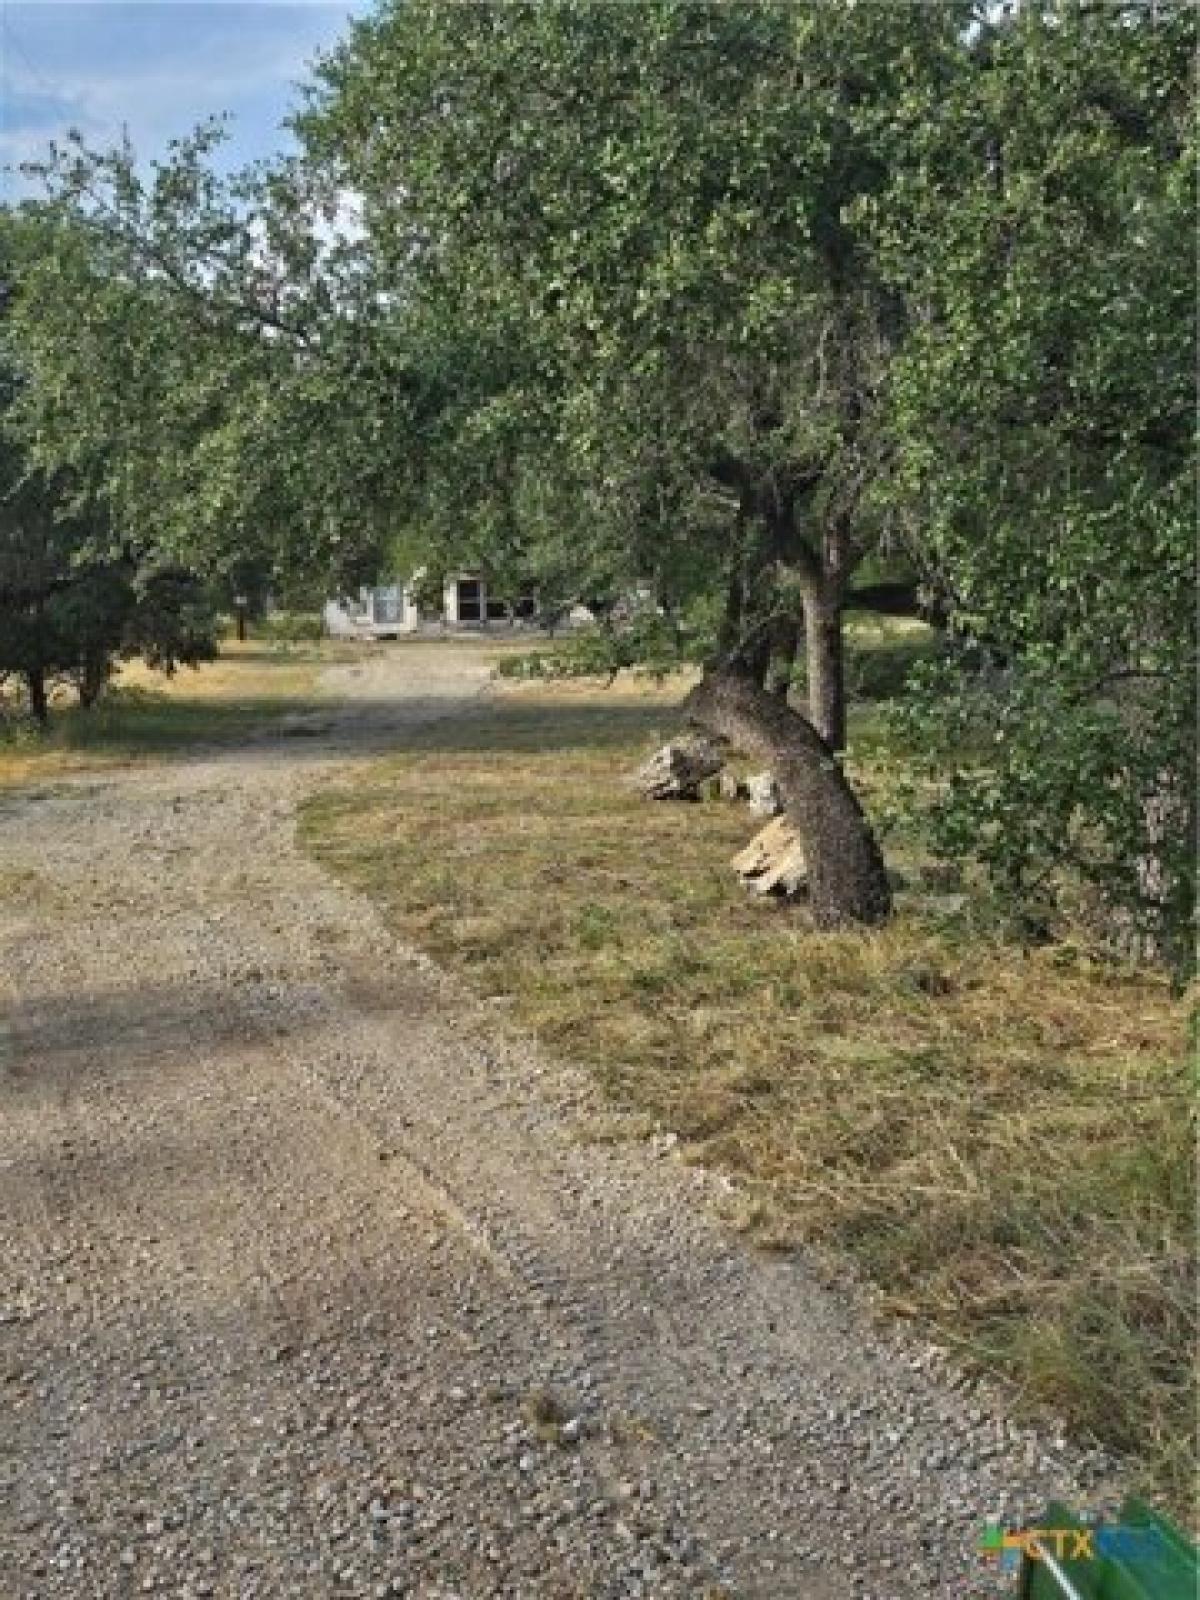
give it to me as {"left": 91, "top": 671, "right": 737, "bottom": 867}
{"left": 0, "top": 642, "right": 1109, "bottom": 1599}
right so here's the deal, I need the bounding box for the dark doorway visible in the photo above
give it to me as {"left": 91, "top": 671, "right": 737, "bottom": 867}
{"left": 457, "top": 579, "right": 482, "bottom": 623}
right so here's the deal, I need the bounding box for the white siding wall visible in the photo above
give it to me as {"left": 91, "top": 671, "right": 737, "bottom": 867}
{"left": 328, "top": 572, "right": 556, "bottom": 634}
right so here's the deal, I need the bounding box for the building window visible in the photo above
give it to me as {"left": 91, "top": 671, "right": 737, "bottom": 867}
{"left": 457, "top": 578, "right": 482, "bottom": 622}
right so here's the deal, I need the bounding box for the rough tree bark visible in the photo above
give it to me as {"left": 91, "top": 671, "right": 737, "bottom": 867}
{"left": 800, "top": 573, "right": 846, "bottom": 752}
{"left": 686, "top": 667, "right": 891, "bottom": 927}
{"left": 734, "top": 615, "right": 801, "bottom": 698}
{"left": 765, "top": 615, "right": 802, "bottom": 700}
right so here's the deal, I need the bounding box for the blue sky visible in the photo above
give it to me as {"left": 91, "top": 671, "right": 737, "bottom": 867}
{"left": 0, "top": 2, "right": 367, "bottom": 201}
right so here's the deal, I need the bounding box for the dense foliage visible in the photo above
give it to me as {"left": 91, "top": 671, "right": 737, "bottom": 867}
{"left": 0, "top": 223, "right": 219, "bottom": 721}
{"left": 297, "top": 0, "right": 973, "bottom": 748}
{"left": 0, "top": 464, "right": 218, "bottom": 722}
{"left": 873, "top": 2, "right": 1197, "bottom": 971}
{"left": 2, "top": 138, "right": 397, "bottom": 598}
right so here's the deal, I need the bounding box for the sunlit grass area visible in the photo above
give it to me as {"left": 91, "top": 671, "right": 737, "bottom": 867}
{"left": 0, "top": 639, "right": 352, "bottom": 789}
{"left": 300, "top": 665, "right": 1194, "bottom": 1514}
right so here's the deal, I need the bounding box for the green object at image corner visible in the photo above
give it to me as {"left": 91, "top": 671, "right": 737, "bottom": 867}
{"left": 1019, "top": 1501, "right": 1196, "bottom": 1600}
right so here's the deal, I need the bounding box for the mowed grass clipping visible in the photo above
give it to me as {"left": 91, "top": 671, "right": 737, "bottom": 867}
{"left": 298, "top": 674, "right": 1195, "bottom": 1514}
{"left": 0, "top": 639, "right": 344, "bottom": 789}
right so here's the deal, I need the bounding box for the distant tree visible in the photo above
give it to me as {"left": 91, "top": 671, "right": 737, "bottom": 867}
{"left": 120, "top": 566, "right": 220, "bottom": 679}
{"left": 0, "top": 475, "right": 218, "bottom": 723}
{"left": 0, "top": 469, "right": 74, "bottom": 722}
{"left": 0, "top": 236, "right": 218, "bottom": 723}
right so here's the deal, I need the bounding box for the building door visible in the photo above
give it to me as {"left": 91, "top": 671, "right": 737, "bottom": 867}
{"left": 456, "top": 578, "right": 483, "bottom": 623}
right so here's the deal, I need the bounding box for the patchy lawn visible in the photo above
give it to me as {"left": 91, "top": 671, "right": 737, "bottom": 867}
{"left": 0, "top": 639, "right": 354, "bottom": 789}
{"left": 299, "top": 664, "right": 1194, "bottom": 1514}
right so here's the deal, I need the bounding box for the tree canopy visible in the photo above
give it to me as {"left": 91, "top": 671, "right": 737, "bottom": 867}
{"left": 0, "top": 223, "right": 218, "bottom": 719}
{"left": 875, "top": 0, "right": 1196, "bottom": 966}
{"left": 296, "top": 0, "right": 975, "bottom": 747}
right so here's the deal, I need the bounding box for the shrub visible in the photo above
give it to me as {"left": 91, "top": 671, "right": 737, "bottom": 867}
{"left": 257, "top": 611, "right": 325, "bottom": 645}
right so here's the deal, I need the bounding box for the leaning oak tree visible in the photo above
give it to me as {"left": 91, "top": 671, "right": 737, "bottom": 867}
{"left": 299, "top": 0, "right": 971, "bottom": 923}
{"left": 685, "top": 668, "right": 891, "bottom": 926}
{"left": 304, "top": 0, "right": 966, "bottom": 751}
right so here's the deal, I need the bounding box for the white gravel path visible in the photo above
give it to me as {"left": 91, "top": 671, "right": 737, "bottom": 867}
{"left": 0, "top": 642, "right": 1113, "bottom": 1600}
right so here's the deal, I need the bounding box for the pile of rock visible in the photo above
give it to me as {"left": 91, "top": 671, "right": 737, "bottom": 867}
{"left": 744, "top": 772, "right": 783, "bottom": 817}
{"left": 633, "top": 739, "right": 805, "bottom": 898}
{"left": 631, "top": 736, "right": 725, "bottom": 800}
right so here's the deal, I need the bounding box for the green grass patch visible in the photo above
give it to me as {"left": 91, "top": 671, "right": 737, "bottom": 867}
{"left": 299, "top": 672, "right": 1194, "bottom": 1515}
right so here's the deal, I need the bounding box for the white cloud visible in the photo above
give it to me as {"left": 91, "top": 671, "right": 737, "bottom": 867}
{"left": 0, "top": 4, "right": 360, "bottom": 195}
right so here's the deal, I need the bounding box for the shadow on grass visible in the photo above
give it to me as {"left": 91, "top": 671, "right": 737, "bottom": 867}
{"left": 0, "top": 688, "right": 329, "bottom": 784}
{"left": 61, "top": 694, "right": 322, "bottom": 752}
{"left": 397, "top": 697, "right": 685, "bottom": 755}
{"left": 1, "top": 684, "right": 692, "bottom": 789}
{"left": 175, "top": 694, "right": 693, "bottom": 772}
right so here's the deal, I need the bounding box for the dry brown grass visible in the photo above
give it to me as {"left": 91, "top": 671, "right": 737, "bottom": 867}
{"left": 0, "top": 639, "right": 347, "bottom": 789}
{"left": 300, "top": 671, "right": 1195, "bottom": 1513}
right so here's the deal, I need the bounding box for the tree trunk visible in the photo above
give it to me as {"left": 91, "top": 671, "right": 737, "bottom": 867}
{"left": 739, "top": 629, "right": 773, "bottom": 688}
{"left": 801, "top": 577, "right": 846, "bottom": 751}
{"left": 77, "top": 653, "right": 108, "bottom": 710}
{"left": 766, "top": 615, "right": 802, "bottom": 699}
{"left": 1117, "top": 769, "right": 1192, "bottom": 973}
{"left": 25, "top": 668, "right": 48, "bottom": 727}
{"left": 686, "top": 668, "right": 891, "bottom": 927}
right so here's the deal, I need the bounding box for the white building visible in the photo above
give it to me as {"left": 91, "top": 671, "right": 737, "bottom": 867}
{"left": 323, "top": 573, "right": 540, "bottom": 639}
